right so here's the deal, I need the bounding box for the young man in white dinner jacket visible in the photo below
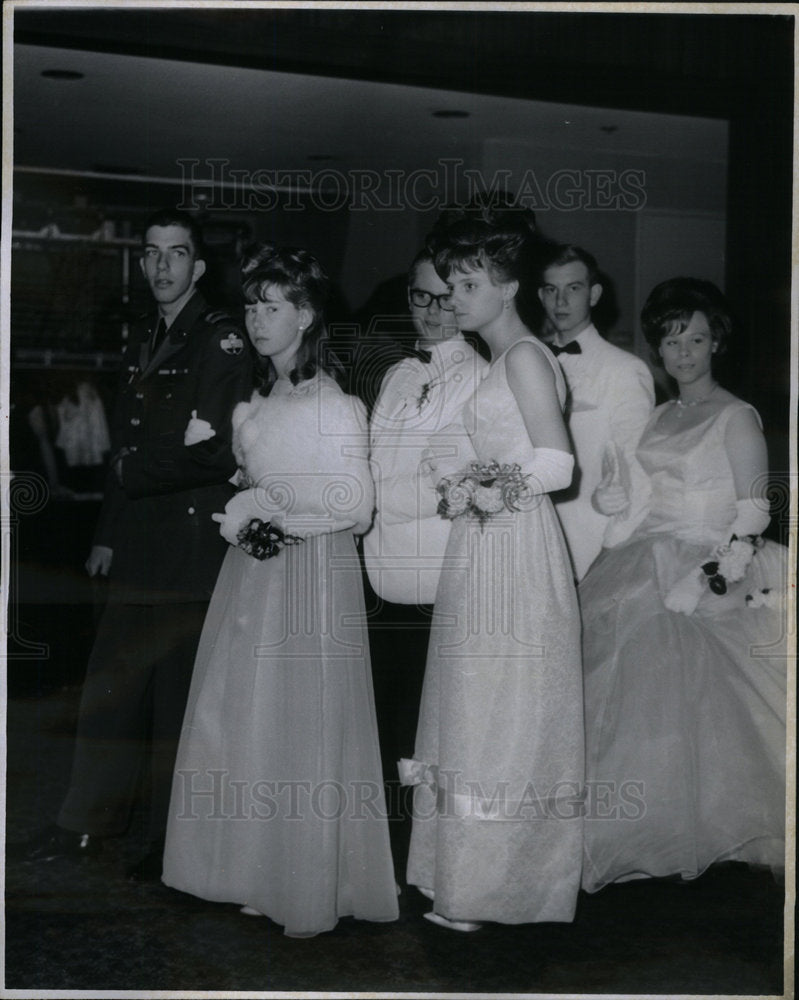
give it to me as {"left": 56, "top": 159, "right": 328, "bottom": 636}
{"left": 539, "top": 243, "right": 655, "bottom": 581}
{"left": 364, "top": 249, "right": 487, "bottom": 800}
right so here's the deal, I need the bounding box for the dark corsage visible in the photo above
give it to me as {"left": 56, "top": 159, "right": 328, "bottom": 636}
{"left": 436, "top": 461, "right": 532, "bottom": 529}
{"left": 236, "top": 518, "right": 303, "bottom": 561}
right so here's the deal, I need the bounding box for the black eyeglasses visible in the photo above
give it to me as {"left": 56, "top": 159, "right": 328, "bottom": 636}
{"left": 409, "top": 288, "right": 454, "bottom": 310}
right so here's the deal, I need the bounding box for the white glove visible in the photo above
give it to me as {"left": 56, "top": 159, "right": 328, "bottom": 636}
{"left": 185, "top": 409, "right": 216, "bottom": 446}
{"left": 525, "top": 448, "right": 574, "bottom": 495}
{"left": 592, "top": 482, "right": 630, "bottom": 516}
{"left": 211, "top": 489, "right": 271, "bottom": 546}
{"left": 85, "top": 545, "right": 113, "bottom": 577}
{"left": 664, "top": 567, "right": 705, "bottom": 615}
{"left": 592, "top": 443, "right": 631, "bottom": 515}
{"left": 728, "top": 497, "right": 770, "bottom": 539}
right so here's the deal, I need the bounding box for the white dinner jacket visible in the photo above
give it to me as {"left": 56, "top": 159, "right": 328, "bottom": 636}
{"left": 553, "top": 324, "right": 654, "bottom": 581}
{"left": 364, "top": 334, "right": 487, "bottom": 604}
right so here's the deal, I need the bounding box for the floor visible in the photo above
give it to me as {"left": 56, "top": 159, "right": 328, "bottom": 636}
{"left": 3, "top": 503, "right": 789, "bottom": 997}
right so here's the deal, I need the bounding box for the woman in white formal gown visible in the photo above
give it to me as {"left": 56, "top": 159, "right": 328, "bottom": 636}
{"left": 580, "top": 277, "right": 788, "bottom": 892}
{"left": 400, "top": 205, "right": 585, "bottom": 930}
{"left": 162, "top": 244, "right": 398, "bottom": 937}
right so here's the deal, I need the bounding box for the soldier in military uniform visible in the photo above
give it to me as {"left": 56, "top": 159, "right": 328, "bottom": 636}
{"left": 22, "top": 209, "right": 254, "bottom": 880}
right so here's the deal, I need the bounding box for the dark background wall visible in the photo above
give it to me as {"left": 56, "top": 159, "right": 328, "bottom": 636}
{"left": 9, "top": 7, "right": 795, "bottom": 501}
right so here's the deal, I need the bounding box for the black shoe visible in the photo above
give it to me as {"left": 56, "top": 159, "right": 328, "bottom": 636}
{"left": 125, "top": 841, "right": 164, "bottom": 883}
{"left": 11, "top": 824, "right": 103, "bottom": 862}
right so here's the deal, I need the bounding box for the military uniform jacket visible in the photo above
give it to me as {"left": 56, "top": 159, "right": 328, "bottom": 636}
{"left": 94, "top": 292, "right": 253, "bottom": 602}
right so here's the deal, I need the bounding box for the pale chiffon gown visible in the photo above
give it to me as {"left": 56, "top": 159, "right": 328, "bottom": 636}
{"left": 580, "top": 399, "right": 787, "bottom": 891}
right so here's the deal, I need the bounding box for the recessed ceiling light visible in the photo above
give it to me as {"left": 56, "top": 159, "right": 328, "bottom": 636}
{"left": 41, "top": 69, "right": 84, "bottom": 80}
{"left": 432, "top": 110, "right": 470, "bottom": 119}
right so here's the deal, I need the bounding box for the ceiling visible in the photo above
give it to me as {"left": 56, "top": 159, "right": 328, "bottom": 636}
{"left": 12, "top": 6, "right": 785, "bottom": 210}
{"left": 14, "top": 42, "right": 728, "bottom": 196}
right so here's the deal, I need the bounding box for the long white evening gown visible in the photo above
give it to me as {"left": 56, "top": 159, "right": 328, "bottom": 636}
{"left": 404, "top": 337, "right": 585, "bottom": 924}
{"left": 163, "top": 374, "right": 399, "bottom": 936}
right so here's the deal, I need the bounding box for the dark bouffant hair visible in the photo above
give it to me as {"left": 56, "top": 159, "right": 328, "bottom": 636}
{"left": 142, "top": 208, "right": 206, "bottom": 261}
{"left": 641, "top": 277, "right": 732, "bottom": 366}
{"left": 240, "top": 243, "right": 344, "bottom": 393}
{"left": 425, "top": 193, "right": 542, "bottom": 329}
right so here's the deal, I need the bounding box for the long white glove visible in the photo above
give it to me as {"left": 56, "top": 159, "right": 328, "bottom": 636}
{"left": 663, "top": 567, "right": 706, "bottom": 614}
{"left": 727, "top": 497, "right": 770, "bottom": 539}
{"left": 664, "top": 499, "right": 768, "bottom": 615}
{"left": 523, "top": 448, "right": 574, "bottom": 495}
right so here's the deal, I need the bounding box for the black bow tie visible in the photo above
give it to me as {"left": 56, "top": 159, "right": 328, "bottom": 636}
{"left": 404, "top": 345, "right": 432, "bottom": 364}
{"left": 550, "top": 341, "right": 582, "bottom": 357}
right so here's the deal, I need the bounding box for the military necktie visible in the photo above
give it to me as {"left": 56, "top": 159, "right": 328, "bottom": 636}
{"left": 150, "top": 317, "right": 168, "bottom": 357}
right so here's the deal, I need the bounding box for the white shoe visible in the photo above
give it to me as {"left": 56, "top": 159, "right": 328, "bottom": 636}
{"left": 423, "top": 910, "right": 482, "bottom": 932}
{"left": 240, "top": 905, "right": 263, "bottom": 917}
{"left": 417, "top": 886, "right": 435, "bottom": 901}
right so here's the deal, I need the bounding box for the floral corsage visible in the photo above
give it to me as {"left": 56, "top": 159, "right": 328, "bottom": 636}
{"left": 700, "top": 535, "right": 765, "bottom": 595}
{"left": 664, "top": 534, "right": 764, "bottom": 614}
{"left": 436, "top": 461, "right": 531, "bottom": 528}
{"left": 236, "top": 518, "right": 303, "bottom": 561}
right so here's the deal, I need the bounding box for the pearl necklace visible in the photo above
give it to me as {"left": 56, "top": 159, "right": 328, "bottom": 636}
{"left": 675, "top": 383, "right": 718, "bottom": 415}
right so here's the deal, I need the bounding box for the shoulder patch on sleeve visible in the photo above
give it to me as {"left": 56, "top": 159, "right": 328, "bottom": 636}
{"left": 203, "top": 309, "right": 246, "bottom": 355}
{"left": 219, "top": 331, "right": 245, "bottom": 355}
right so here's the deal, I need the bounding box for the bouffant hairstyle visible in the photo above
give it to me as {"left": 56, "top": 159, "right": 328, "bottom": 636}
{"left": 641, "top": 277, "right": 732, "bottom": 366}
{"left": 426, "top": 193, "right": 541, "bottom": 328}
{"left": 240, "top": 243, "right": 344, "bottom": 393}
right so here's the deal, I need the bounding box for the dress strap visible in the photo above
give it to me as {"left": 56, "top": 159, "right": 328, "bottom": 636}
{"left": 500, "top": 335, "right": 568, "bottom": 409}
{"left": 724, "top": 398, "right": 763, "bottom": 430}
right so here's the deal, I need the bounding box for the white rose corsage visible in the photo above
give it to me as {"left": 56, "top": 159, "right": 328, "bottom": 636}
{"left": 700, "top": 535, "right": 765, "bottom": 595}
{"left": 664, "top": 534, "right": 764, "bottom": 614}
{"left": 436, "top": 461, "right": 532, "bottom": 529}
